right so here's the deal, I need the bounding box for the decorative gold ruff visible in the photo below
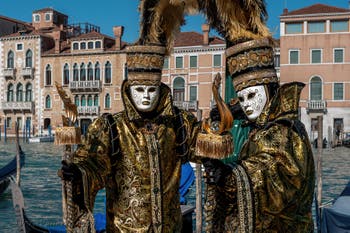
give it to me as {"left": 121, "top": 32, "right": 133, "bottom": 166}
{"left": 55, "top": 126, "right": 82, "bottom": 145}
{"left": 195, "top": 132, "right": 233, "bottom": 159}
{"left": 233, "top": 69, "right": 278, "bottom": 92}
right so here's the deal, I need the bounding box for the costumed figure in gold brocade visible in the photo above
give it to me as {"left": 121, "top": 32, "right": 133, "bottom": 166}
{"left": 199, "top": 1, "right": 316, "bottom": 232}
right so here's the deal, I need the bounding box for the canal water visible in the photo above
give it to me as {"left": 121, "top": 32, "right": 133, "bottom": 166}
{"left": 0, "top": 140, "right": 349, "bottom": 232}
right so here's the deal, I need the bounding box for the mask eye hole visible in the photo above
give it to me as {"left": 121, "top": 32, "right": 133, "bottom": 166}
{"left": 247, "top": 92, "right": 255, "bottom": 99}
{"left": 135, "top": 87, "right": 144, "bottom": 92}
{"left": 148, "top": 87, "right": 156, "bottom": 92}
{"left": 238, "top": 96, "right": 244, "bottom": 102}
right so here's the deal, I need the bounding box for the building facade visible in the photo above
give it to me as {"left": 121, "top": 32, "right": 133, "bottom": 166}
{"left": 280, "top": 3, "right": 350, "bottom": 144}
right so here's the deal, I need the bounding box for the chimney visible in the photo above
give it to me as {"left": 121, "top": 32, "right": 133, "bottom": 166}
{"left": 202, "top": 24, "right": 210, "bottom": 45}
{"left": 113, "top": 26, "right": 124, "bottom": 50}
{"left": 52, "top": 30, "right": 61, "bottom": 54}
{"left": 283, "top": 8, "right": 288, "bottom": 14}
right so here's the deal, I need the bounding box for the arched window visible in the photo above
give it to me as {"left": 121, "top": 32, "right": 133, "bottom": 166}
{"left": 87, "top": 95, "right": 93, "bottom": 106}
{"left": 95, "top": 62, "right": 100, "bottom": 80}
{"left": 25, "top": 50, "right": 33, "bottom": 67}
{"left": 94, "top": 95, "right": 99, "bottom": 106}
{"left": 73, "top": 63, "right": 79, "bottom": 81}
{"left": 80, "top": 42, "right": 86, "bottom": 49}
{"left": 7, "top": 84, "right": 14, "bottom": 102}
{"left": 7, "top": 51, "right": 14, "bottom": 68}
{"left": 16, "top": 83, "right": 23, "bottom": 102}
{"left": 81, "top": 95, "right": 86, "bottom": 106}
{"left": 310, "top": 76, "right": 322, "bottom": 100}
{"left": 74, "top": 95, "right": 80, "bottom": 106}
{"left": 105, "top": 61, "right": 111, "bottom": 84}
{"left": 45, "top": 95, "right": 51, "bottom": 108}
{"left": 25, "top": 83, "right": 32, "bottom": 101}
{"left": 173, "top": 77, "right": 185, "bottom": 102}
{"left": 87, "top": 62, "right": 93, "bottom": 81}
{"left": 105, "top": 93, "right": 111, "bottom": 108}
{"left": 63, "top": 63, "right": 69, "bottom": 85}
{"left": 45, "top": 64, "right": 52, "bottom": 86}
{"left": 80, "top": 63, "right": 86, "bottom": 81}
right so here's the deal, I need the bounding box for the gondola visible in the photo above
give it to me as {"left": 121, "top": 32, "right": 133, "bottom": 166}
{"left": 0, "top": 146, "right": 25, "bottom": 195}
{"left": 11, "top": 162, "right": 195, "bottom": 233}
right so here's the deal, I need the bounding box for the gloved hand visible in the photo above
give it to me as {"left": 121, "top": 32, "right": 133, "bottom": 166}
{"left": 58, "top": 160, "right": 82, "bottom": 184}
{"left": 202, "top": 158, "right": 234, "bottom": 187}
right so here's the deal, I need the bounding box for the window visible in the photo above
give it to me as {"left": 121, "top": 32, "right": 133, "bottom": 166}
{"left": 175, "top": 57, "right": 183, "bottom": 69}
{"left": 16, "top": 43, "right": 23, "bottom": 51}
{"left": 87, "top": 62, "right": 93, "bottom": 80}
{"left": 163, "top": 57, "right": 169, "bottom": 69}
{"left": 105, "top": 94, "right": 111, "bottom": 108}
{"left": 44, "top": 118, "right": 51, "bottom": 130}
{"left": 274, "top": 54, "right": 280, "bottom": 68}
{"left": 334, "top": 49, "right": 344, "bottom": 63}
{"left": 95, "top": 62, "right": 100, "bottom": 80}
{"left": 80, "top": 63, "right": 86, "bottom": 81}
{"left": 73, "top": 63, "right": 79, "bottom": 81}
{"left": 285, "top": 23, "right": 303, "bottom": 34}
{"left": 81, "top": 95, "right": 86, "bottom": 106}
{"left": 334, "top": 83, "right": 344, "bottom": 100}
{"left": 331, "top": 20, "right": 349, "bottom": 32}
{"left": 45, "top": 64, "right": 52, "bottom": 86}
{"left": 80, "top": 42, "right": 86, "bottom": 49}
{"left": 213, "top": 54, "right": 221, "bottom": 67}
{"left": 25, "top": 83, "right": 32, "bottom": 101}
{"left": 311, "top": 49, "right": 321, "bottom": 64}
{"left": 16, "top": 83, "right": 23, "bottom": 102}
{"left": 7, "top": 84, "right": 14, "bottom": 102}
{"left": 87, "top": 95, "right": 93, "bottom": 106}
{"left": 308, "top": 21, "right": 325, "bottom": 33}
{"left": 289, "top": 50, "right": 299, "bottom": 64}
{"left": 95, "top": 41, "right": 101, "bottom": 48}
{"left": 6, "top": 117, "right": 12, "bottom": 129}
{"left": 74, "top": 95, "right": 80, "bottom": 106}
{"left": 173, "top": 77, "right": 185, "bottom": 101}
{"left": 7, "top": 51, "right": 14, "bottom": 68}
{"left": 189, "top": 86, "right": 197, "bottom": 101}
{"left": 94, "top": 95, "right": 99, "bottom": 106}
{"left": 190, "top": 56, "right": 197, "bottom": 68}
{"left": 88, "top": 42, "right": 94, "bottom": 49}
{"left": 33, "top": 14, "right": 40, "bottom": 22}
{"left": 310, "top": 76, "right": 322, "bottom": 100}
{"left": 17, "top": 117, "right": 22, "bottom": 129}
{"left": 45, "top": 13, "right": 51, "bottom": 21}
{"left": 105, "top": 61, "right": 111, "bottom": 84}
{"left": 25, "top": 50, "right": 33, "bottom": 67}
{"left": 45, "top": 95, "right": 51, "bottom": 109}
{"left": 73, "top": 42, "right": 79, "bottom": 50}
{"left": 63, "top": 63, "right": 69, "bottom": 85}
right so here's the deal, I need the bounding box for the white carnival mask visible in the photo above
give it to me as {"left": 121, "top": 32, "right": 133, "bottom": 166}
{"left": 237, "top": 85, "right": 268, "bottom": 121}
{"left": 130, "top": 85, "right": 160, "bottom": 112}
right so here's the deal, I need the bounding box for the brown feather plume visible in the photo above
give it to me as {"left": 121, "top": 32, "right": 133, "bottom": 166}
{"left": 199, "top": 0, "right": 271, "bottom": 44}
{"left": 137, "top": 0, "right": 199, "bottom": 54}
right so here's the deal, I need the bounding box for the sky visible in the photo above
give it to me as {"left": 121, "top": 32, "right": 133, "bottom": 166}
{"left": 1, "top": 0, "right": 349, "bottom": 43}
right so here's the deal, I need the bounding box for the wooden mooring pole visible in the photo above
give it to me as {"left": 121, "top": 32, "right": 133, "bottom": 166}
{"left": 316, "top": 115, "right": 323, "bottom": 233}
{"left": 196, "top": 109, "right": 203, "bottom": 233}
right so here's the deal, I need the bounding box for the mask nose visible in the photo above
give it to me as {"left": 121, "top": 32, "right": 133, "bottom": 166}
{"left": 143, "top": 90, "right": 150, "bottom": 99}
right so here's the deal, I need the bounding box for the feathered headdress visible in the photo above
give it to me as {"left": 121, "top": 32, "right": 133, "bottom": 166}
{"left": 137, "top": 0, "right": 199, "bottom": 54}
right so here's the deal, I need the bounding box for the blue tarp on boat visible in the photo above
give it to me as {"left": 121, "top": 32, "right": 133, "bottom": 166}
{"left": 48, "top": 162, "right": 195, "bottom": 233}
{"left": 321, "top": 181, "right": 350, "bottom": 233}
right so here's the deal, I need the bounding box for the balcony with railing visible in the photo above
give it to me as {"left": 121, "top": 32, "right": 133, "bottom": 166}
{"left": 78, "top": 106, "right": 99, "bottom": 115}
{"left": 307, "top": 100, "right": 327, "bottom": 114}
{"left": 3, "top": 68, "right": 16, "bottom": 79}
{"left": 69, "top": 80, "right": 101, "bottom": 92}
{"left": 21, "top": 67, "right": 34, "bottom": 79}
{"left": 2, "top": 101, "right": 34, "bottom": 112}
{"left": 173, "top": 101, "right": 198, "bottom": 111}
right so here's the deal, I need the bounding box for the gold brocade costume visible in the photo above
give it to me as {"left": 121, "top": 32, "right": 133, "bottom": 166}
{"left": 214, "top": 82, "right": 315, "bottom": 233}
{"left": 72, "top": 82, "right": 200, "bottom": 233}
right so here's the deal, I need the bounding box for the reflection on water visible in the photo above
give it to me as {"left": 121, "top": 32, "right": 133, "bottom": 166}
{"left": 0, "top": 140, "right": 349, "bottom": 232}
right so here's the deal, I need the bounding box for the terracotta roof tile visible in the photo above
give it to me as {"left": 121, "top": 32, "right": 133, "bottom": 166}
{"left": 282, "top": 3, "right": 350, "bottom": 16}
{"left": 174, "top": 31, "right": 224, "bottom": 47}
{"left": 0, "top": 30, "right": 50, "bottom": 39}
{"left": 71, "top": 30, "right": 114, "bottom": 40}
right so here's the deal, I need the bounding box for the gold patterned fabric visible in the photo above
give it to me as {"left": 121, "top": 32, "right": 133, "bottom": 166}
{"left": 213, "top": 82, "right": 315, "bottom": 233}
{"left": 72, "top": 82, "right": 200, "bottom": 233}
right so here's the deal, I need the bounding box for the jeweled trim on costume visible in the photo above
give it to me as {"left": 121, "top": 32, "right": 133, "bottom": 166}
{"left": 127, "top": 72, "right": 161, "bottom": 83}
{"left": 232, "top": 165, "right": 254, "bottom": 233}
{"left": 232, "top": 69, "right": 278, "bottom": 92}
{"left": 226, "top": 38, "right": 273, "bottom": 57}
{"left": 127, "top": 53, "right": 164, "bottom": 70}
{"left": 146, "top": 135, "right": 163, "bottom": 233}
